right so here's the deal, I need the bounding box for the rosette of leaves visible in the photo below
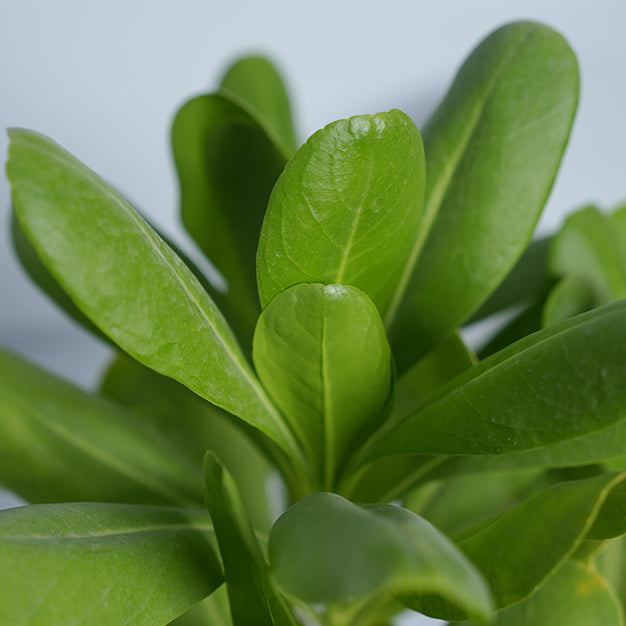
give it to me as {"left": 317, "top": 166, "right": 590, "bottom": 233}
{"left": 3, "top": 20, "right": 626, "bottom": 626}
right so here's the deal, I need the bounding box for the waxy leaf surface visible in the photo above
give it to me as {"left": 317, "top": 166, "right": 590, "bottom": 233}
{"left": 0, "top": 347, "right": 202, "bottom": 507}
{"left": 369, "top": 300, "right": 626, "bottom": 460}
{"left": 253, "top": 283, "right": 392, "bottom": 487}
{"left": 0, "top": 503, "right": 223, "bottom": 626}
{"left": 387, "top": 21, "right": 579, "bottom": 371}
{"left": 7, "top": 129, "right": 303, "bottom": 466}
{"left": 257, "top": 110, "right": 425, "bottom": 316}
{"left": 203, "top": 452, "right": 297, "bottom": 626}
{"left": 268, "top": 492, "right": 492, "bottom": 621}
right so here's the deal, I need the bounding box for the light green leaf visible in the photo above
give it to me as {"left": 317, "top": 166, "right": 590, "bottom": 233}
{"left": 268, "top": 492, "right": 492, "bottom": 621}
{"left": 0, "top": 503, "right": 223, "bottom": 626}
{"left": 257, "top": 110, "right": 425, "bottom": 317}
{"left": 171, "top": 585, "right": 233, "bottom": 626}
{"left": 172, "top": 94, "right": 287, "bottom": 346}
{"left": 0, "top": 346, "right": 202, "bottom": 507}
{"left": 596, "top": 536, "right": 626, "bottom": 613}
{"left": 7, "top": 128, "right": 304, "bottom": 468}
{"left": 253, "top": 283, "right": 392, "bottom": 488}
{"left": 101, "top": 353, "right": 275, "bottom": 532}
{"left": 542, "top": 275, "right": 595, "bottom": 327}
{"left": 550, "top": 205, "right": 626, "bottom": 304}
{"left": 464, "top": 561, "right": 624, "bottom": 626}
{"left": 386, "top": 21, "right": 579, "bottom": 371}
{"left": 219, "top": 55, "right": 298, "bottom": 154}
{"left": 367, "top": 300, "right": 626, "bottom": 461}
{"left": 203, "top": 452, "right": 297, "bottom": 626}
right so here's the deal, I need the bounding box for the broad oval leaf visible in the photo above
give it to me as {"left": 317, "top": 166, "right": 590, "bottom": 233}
{"left": 7, "top": 128, "right": 304, "bottom": 467}
{"left": 172, "top": 94, "right": 288, "bottom": 346}
{"left": 0, "top": 346, "right": 202, "bottom": 508}
{"left": 257, "top": 110, "right": 425, "bottom": 316}
{"left": 253, "top": 283, "right": 392, "bottom": 488}
{"left": 386, "top": 21, "right": 579, "bottom": 371}
{"left": 268, "top": 492, "right": 493, "bottom": 622}
{"left": 367, "top": 300, "right": 626, "bottom": 461}
{"left": 0, "top": 503, "right": 223, "bottom": 626}
{"left": 466, "top": 561, "right": 624, "bottom": 626}
{"left": 203, "top": 452, "right": 297, "bottom": 626}
{"left": 219, "top": 55, "right": 298, "bottom": 154}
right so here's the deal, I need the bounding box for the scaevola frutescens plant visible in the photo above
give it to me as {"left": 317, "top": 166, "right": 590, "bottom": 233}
{"left": 3, "top": 19, "right": 626, "bottom": 626}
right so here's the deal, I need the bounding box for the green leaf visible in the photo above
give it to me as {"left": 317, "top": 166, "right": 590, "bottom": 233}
{"left": 367, "top": 300, "right": 626, "bottom": 461}
{"left": 550, "top": 205, "right": 626, "bottom": 303}
{"left": 171, "top": 585, "right": 233, "bottom": 626}
{"left": 0, "top": 502, "right": 223, "bottom": 626}
{"left": 7, "top": 128, "right": 304, "bottom": 468}
{"left": 219, "top": 55, "right": 298, "bottom": 154}
{"left": 268, "top": 492, "right": 492, "bottom": 621}
{"left": 101, "top": 353, "right": 275, "bottom": 532}
{"left": 0, "top": 346, "right": 202, "bottom": 507}
{"left": 253, "top": 283, "right": 392, "bottom": 488}
{"left": 456, "top": 473, "right": 625, "bottom": 610}
{"left": 257, "top": 109, "right": 425, "bottom": 317}
{"left": 172, "top": 94, "right": 287, "bottom": 347}
{"left": 468, "top": 236, "right": 554, "bottom": 323}
{"left": 464, "top": 561, "right": 624, "bottom": 626}
{"left": 542, "top": 275, "right": 595, "bottom": 327}
{"left": 203, "top": 452, "right": 297, "bottom": 626}
{"left": 386, "top": 21, "right": 579, "bottom": 371}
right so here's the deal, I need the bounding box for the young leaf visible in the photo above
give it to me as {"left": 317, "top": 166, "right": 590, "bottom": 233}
{"left": 0, "top": 347, "right": 202, "bottom": 508}
{"left": 386, "top": 21, "right": 579, "bottom": 371}
{"left": 7, "top": 128, "right": 304, "bottom": 467}
{"left": 257, "top": 110, "right": 425, "bottom": 317}
{"left": 253, "top": 283, "right": 392, "bottom": 488}
{"left": 219, "top": 55, "right": 298, "bottom": 154}
{"left": 464, "top": 561, "right": 625, "bottom": 626}
{"left": 367, "top": 300, "right": 626, "bottom": 461}
{"left": 542, "top": 275, "right": 595, "bottom": 327}
{"left": 268, "top": 492, "right": 493, "bottom": 622}
{"left": 0, "top": 503, "right": 223, "bottom": 626}
{"left": 203, "top": 452, "right": 297, "bottom": 626}
{"left": 101, "top": 353, "right": 275, "bottom": 531}
{"left": 172, "top": 94, "right": 287, "bottom": 346}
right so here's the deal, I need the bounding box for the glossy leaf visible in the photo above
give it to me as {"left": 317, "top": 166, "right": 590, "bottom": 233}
{"left": 7, "top": 128, "right": 304, "bottom": 467}
{"left": 101, "top": 353, "right": 275, "bottom": 531}
{"left": 269, "top": 492, "right": 492, "bottom": 621}
{"left": 253, "top": 283, "right": 392, "bottom": 488}
{"left": 203, "top": 452, "right": 297, "bottom": 626}
{"left": 220, "top": 55, "right": 298, "bottom": 154}
{"left": 0, "top": 503, "right": 223, "bottom": 626}
{"left": 386, "top": 21, "right": 579, "bottom": 371}
{"left": 550, "top": 205, "right": 626, "bottom": 304}
{"left": 367, "top": 300, "right": 626, "bottom": 461}
{"left": 0, "top": 346, "right": 202, "bottom": 507}
{"left": 464, "top": 561, "right": 624, "bottom": 626}
{"left": 172, "top": 94, "right": 287, "bottom": 346}
{"left": 542, "top": 275, "right": 595, "bottom": 327}
{"left": 257, "top": 110, "right": 425, "bottom": 316}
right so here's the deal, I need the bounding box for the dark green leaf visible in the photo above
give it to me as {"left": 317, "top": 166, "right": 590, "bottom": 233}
{"left": 203, "top": 452, "right": 297, "bottom": 626}
{"left": 268, "top": 492, "right": 493, "bottom": 621}
{"left": 0, "top": 503, "right": 223, "bottom": 626}
{"left": 257, "top": 110, "right": 425, "bottom": 317}
{"left": 386, "top": 21, "right": 579, "bottom": 371}
{"left": 464, "top": 561, "right": 624, "bottom": 626}
{"left": 367, "top": 301, "right": 626, "bottom": 461}
{"left": 172, "top": 94, "right": 287, "bottom": 346}
{"left": 219, "top": 55, "right": 298, "bottom": 154}
{"left": 0, "top": 346, "right": 202, "bottom": 507}
{"left": 7, "top": 128, "right": 304, "bottom": 468}
{"left": 253, "top": 283, "right": 392, "bottom": 488}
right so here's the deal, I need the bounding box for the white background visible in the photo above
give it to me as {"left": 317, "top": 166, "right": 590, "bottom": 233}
{"left": 1, "top": 2, "right": 625, "bottom": 623}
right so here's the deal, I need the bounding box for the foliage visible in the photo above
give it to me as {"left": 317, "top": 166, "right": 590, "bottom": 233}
{"left": 2, "top": 20, "right": 626, "bottom": 626}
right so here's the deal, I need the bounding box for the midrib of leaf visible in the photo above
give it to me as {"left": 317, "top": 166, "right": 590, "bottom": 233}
{"left": 0, "top": 522, "right": 214, "bottom": 543}
{"left": 9, "top": 394, "right": 199, "bottom": 508}
{"left": 321, "top": 309, "right": 334, "bottom": 490}
{"left": 17, "top": 134, "right": 304, "bottom": 467}
{"left": 383, "top": 25, "right": 540, "bottom": 330}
